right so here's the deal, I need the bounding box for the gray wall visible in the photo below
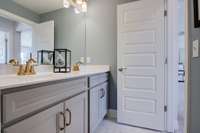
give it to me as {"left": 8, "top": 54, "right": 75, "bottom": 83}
{"left": 40, "top": 8, "right": 86, "bottom": 64}
{"left": 40, "top": 0, "right": 134, "bottom": 109}
{"left": 86, "top": 0, "right": 134, "bottom": 109}
{"left": 188, "top": 0, "right": 200, "bottom": 133}
{"left": 0, "top": 0, "right": 40, "bottom": 22}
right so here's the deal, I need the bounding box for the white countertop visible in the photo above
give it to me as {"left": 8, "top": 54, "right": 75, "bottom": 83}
{"left": 0, "top": 65, "right": 110, "bottom": 90}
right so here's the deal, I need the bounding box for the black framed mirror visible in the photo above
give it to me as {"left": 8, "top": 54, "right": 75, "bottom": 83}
{"left": 194, "top": 0, "right": 200, "bottom": 27}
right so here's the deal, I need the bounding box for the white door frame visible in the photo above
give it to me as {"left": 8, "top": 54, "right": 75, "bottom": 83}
{"left": 167, "top": 0, "right": 179, "bottom": 132}
{"left": 184, "top": 0, "right": 189, "bottom": 132}
{"left": 117, "top": 0, "right": 166, "bottom": 130}
{"left": 115, "top": 0, "right": 188, "bottom": 132}
{"left": 167, "top": 0, "right": 189, "bottom": 133}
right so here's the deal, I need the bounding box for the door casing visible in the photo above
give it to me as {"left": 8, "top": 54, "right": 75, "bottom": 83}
{"left": 117, "top": 0, "right": 188, "bottom": 132}
{"left": 117, "top": 0, "right": 166, "bottom": 131}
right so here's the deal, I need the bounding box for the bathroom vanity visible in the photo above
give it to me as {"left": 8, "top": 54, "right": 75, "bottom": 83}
{"left": 0, "top": 65, "right": 110, "bottom": 133}
{"left": 0, "top": 1, "right": 111, "bottom": 132}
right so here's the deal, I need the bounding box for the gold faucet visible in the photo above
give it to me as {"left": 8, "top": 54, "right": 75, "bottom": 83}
{"left": 23, "top": 53, "right": 37, "bottom": 75}
{"left": 10, "top": 53, "right": 37, "bottom": 76}
{"left": 23, "top": 57, "right": 36, "bottom": 75}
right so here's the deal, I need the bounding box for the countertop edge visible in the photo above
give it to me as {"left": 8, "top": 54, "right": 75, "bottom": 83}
{"left": 0, "top": 69, "right": 110, "bottom": 90}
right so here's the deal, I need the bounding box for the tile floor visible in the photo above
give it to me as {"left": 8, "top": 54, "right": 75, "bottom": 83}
{"left": 95, "top": 119, "right": 161, "bottom": 133}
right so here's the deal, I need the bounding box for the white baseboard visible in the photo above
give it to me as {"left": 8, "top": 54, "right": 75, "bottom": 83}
{"left": 107, "top": 109, "right": 117, "bottom": 119}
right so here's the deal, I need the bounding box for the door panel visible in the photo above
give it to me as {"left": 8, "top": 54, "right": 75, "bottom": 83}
{"left": 124, "top": 76, "right": 156, "bottom": 91}
{"left": 124, "top": 54, "right": 156, "bottom": 67}
{"left": 122, "top": 30, "right": 156, "bottom": 44}
{"left": 99, "top": 82, "right": 108, "bottom": 121}
{"left": 65, "top": 93, "right": 88, "bottom": 133}
{"left": 117, "top": 0, "right": 165, "bottom": 131}
{"left": 90, "top": 86, "right": 101, "bottom": 133}
{"left": 4, "top": 103, "right": 64, "bottom": 133}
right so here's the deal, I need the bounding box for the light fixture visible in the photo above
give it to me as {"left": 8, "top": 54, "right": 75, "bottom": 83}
{"left": 63, "top": 0, "right": 88, "bottom": 14}
{"left": 76, "top": 0, "right": 82, "bottom": 4}
{"left": 81, "top": 1, "right": 87, "bottom": 12}
{"left": 74, "top": 8, "right": 80, "bottom": 14}
{"left": 63, "top": 0, "right": 70, "bottom": 8}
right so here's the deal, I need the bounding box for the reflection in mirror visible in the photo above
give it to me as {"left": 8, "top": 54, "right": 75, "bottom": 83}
{"left": 0, "top": 0, "right": 86, "bottom": 65}
{"left": 0, "top": 15, "right": 54, "bottom": 65}
{"left": 0, "top": 16, "right": 34, "bottom": 64}
{"left": 40, "top": 8, "right": 86, "bottom": 65}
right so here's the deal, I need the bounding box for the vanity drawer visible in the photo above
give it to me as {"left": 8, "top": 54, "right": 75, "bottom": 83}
{"left": 89, "top": 73, "right": 108, "bottom": 88}
{"left": 2, "top": 77, "right": 87, "bottom": 124}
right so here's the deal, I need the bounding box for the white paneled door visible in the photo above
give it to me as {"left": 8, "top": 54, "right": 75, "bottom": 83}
{"left": 117, "top": 0, "right": 166, "bottom": 131}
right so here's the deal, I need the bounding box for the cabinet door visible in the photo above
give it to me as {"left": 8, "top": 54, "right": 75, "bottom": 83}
{"left": 90, "top": 86, "right": 101, "bottom": 133}
{"left": 65, "top": 92, "right": 88, "bottom": 133}
{"left": 99, "top": 82, "right": 108, "bottom": 119}
{"left": 4, "top": 103, "right": 64, "bottom": 133}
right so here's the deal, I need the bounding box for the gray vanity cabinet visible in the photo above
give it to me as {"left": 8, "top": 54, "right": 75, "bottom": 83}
{"left": 89, "top": 73, "right": 109, "bottom": 133}
{"left": 2, "top": 78, "right": 88, "bottom": 133}
{"left": 2, "top": 78, "right": 86, "bottom": 123}
{"left": 4, "top": 103, "right": 64, "bottom": 133}
{"left": 1, "top": 73, "right": 109, "bottom": 133}
{"left": 4, "top": 92, "right": 88, "bottom": 133}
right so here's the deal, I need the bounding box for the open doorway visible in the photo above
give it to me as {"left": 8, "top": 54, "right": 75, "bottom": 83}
{"left": 16, "top": 23, "right": 33, "bottom": 64}
{"left": 0, "top": 31, "right": 8, "bottom": 64}
{"left": 0, "top": 16, "right": 33, "bottom": 65}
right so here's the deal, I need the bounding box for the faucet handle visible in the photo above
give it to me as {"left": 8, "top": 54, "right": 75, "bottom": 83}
{"left": 28, "top": 58, "right": 37, "bottom": 64}
{"left": 28, "top": 53, "right": 37, "bottom": 64}
{"left": 9, "top": 59, "right": 19, "bottom": 66}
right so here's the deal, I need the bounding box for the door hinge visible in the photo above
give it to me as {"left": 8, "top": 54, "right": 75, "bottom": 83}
{"left": 164, "top": 105, "right": 168, "bottom": 112}
{"left": 164, "top": 58, "right": 168, "bottom": 64}
{"left": 164, "top": 10, "right": 167, "bottom": 17}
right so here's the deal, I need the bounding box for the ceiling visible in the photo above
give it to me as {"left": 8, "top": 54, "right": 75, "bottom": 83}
{"left": 13, "top": 0, "right": 64, "bottom": 14}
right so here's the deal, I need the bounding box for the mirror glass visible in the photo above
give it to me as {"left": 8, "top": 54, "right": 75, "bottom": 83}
{"left": 0, "top": 15, "right": 54, "bottom": 64}
{"left": 0, "top": 0, "right": 86, "bottom": 65}
{"left": 40, "top": 8, "right": 86, "bottom": 65}
{"left": 0, "top": 14, "right": 54, "bottom": 65}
